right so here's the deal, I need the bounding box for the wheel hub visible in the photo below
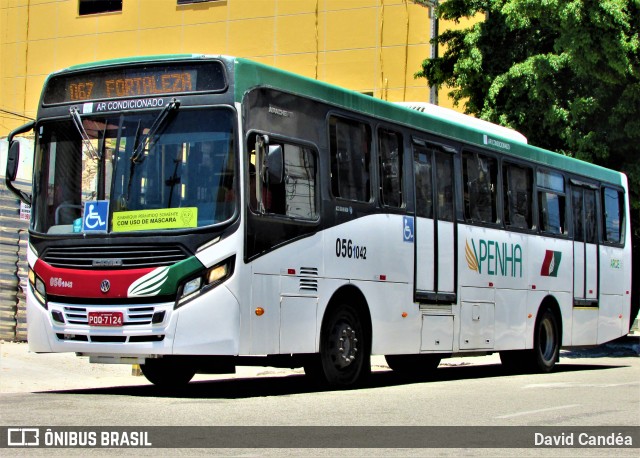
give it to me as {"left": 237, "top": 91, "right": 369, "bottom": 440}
{"left": 334, "top": 324, "right": 358, "bottom": 368}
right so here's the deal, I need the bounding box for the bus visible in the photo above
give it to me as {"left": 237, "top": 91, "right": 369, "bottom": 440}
{"left": 5, "top": 54, "right": 632, "bottom": 388}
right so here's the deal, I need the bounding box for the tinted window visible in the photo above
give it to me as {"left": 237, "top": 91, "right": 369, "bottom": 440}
{"left": 435, "top": 153, "right": 454, "bottom": 222}
{"left": 503, "top": 164, "right": 533, "bottom": 229}
{"left": 463, "top": 152, "right": 498, "bottom": 223}
{"left": 539, "top": 192, "right": 565, "bottom": 234}
{"left": 413, "top": 146, "right": 433, "bottom": 219}
{"left": 248, "top": 134, "right": 317, "bottom": 220}
{"left": 378, "top": 129, "right": 403, "bottom": 207}
{"left": 602, "top": 187, "right": 624, "bottom": 244}
{"left": 329, "top": 117, "right": 371, "bottom": 202}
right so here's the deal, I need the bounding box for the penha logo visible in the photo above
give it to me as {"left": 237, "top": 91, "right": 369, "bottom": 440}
{"left": 540, "top": 250, "right": 562, "bottom": 277}
{"left": 465, "top": 238, "right": 523, "bottom": 278}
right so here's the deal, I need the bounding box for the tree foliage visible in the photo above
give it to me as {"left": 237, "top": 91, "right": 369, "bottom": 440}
{"left": 417, "top": 0, "right": 639, "bottom": 190}
{"left": 416, "top": 0, "right": 640, "bottom": 321}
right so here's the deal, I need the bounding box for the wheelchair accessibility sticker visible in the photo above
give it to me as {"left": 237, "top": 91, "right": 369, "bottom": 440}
{"left": 83, "top": 201, "right": 109, "bottom": 232}
{"left": 403, "top": 216, "right": 414, "bottom": 243}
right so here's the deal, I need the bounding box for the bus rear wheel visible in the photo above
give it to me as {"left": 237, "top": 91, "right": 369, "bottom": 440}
{"left": 140, "top": 357, "right": 197, "bottom": 388}
{"left": 305, "top": 303, "right": 371, "bottom": 387}
{"left": 500, "top": 307, "right": 560, "bottom": 373}
{"left": 385, "top": 354, "right": 441, "bottom": 376}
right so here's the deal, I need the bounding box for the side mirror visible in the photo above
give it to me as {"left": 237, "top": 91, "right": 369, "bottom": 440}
{"left": 5, "top": 121, "right": 35, "bottom": 205}
{"left": 6, "top": 140, "right": 21, "bottom": 181}
{"left": 266, "top": 145, "right": 284, "bottom": 185}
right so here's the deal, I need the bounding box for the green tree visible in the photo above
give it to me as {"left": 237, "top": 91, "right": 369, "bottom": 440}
{"left": 417, "top": 0, "right": 640, "bottom": 326}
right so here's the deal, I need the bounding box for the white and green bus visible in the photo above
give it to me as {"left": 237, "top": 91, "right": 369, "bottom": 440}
{"left": 5, "top": 55, "right": 632, "bottom": 387}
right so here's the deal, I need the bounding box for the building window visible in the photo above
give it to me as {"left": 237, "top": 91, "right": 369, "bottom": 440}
{"left": 79, "top": 0, "right": 122, "bottom": 16}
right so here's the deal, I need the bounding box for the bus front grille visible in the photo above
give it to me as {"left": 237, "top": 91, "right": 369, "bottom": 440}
{"left": 42, "top": 244, "right": 188, "bottom": 269}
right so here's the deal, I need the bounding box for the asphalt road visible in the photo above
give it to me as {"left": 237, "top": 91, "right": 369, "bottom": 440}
{"left": 0, "top": 338, "right": 638, "bottom": 456}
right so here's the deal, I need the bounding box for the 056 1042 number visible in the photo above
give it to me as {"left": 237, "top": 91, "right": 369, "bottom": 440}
{"left": 335, "top": 238, "right": 367, "bottom": 260}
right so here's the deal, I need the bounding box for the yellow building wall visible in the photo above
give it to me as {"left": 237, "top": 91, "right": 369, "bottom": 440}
{"left": 0, "top": 0, "right": 455, "bottom": 134}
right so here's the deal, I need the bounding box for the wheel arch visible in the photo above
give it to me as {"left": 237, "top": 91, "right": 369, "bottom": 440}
{"left": 535, "top": 294, "right": 563, "bottom": 352}
{"left": 320, "top": 284, "right": 372, "bottom": 351}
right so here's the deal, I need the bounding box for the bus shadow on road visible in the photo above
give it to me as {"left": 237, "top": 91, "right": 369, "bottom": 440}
{"left": 42, "top": 361, "right": 628, "bottom": 399}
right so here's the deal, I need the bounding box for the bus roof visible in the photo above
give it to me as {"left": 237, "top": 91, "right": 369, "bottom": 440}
{"left": 40, "top": 54, "right": 623, "bottom": 187}
{"left": 233, "top": 57, "right": 623, "bottom": 187}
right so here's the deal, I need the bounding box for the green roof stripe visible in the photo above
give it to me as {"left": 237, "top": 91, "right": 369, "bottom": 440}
{"left": 234, "top": 57, "right": 622, "bottom": 186}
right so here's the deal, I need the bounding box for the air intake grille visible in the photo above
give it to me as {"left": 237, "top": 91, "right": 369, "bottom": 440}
{"left": 43, "top": 244, "right": 188, "bottom": 269}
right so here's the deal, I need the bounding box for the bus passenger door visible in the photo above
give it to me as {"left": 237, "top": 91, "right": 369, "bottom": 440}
{"left": 571, "top": 184, "right": 599, "bottom": 344}
{"left": 571, "top": 185, "right": 599, "bottom": 305}
{"left": 413, "top": 140, "right": 456, "bottom": 303}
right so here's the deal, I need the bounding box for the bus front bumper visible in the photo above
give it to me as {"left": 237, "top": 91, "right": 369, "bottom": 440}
{"left": 26, "top": 285, "right": 240, "bottom": 360}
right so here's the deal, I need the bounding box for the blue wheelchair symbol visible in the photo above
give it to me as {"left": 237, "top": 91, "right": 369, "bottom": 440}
{"left": 403, "top": 216, "right": 414, "bottom": 243}
{"left": 83, "top": 201, "right": 109, "bottom": 232}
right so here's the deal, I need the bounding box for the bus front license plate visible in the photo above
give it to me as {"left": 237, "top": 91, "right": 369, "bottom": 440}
{"left": 88, "top": 311, "right": 123, "bottom": 327}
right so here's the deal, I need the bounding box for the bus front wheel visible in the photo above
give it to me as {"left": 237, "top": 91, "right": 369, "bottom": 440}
{"left": 305, "top": 303, "right": 371, "bottom": 387}
{"left": 140, "top": 357, "right": 196, "bottom": 388}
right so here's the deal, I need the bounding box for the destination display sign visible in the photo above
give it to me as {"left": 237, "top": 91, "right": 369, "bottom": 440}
{"left": 43, "top": 61, "right": 226, "bottom": 105}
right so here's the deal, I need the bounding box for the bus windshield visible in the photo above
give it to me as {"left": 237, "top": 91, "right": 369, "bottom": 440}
{"left": 31, "top": 108, "right": 236, "bottom": 234}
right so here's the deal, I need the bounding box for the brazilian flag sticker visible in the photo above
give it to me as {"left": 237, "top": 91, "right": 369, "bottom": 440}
{"left": 540, "top": 250, "right": 562, "bottom": 277}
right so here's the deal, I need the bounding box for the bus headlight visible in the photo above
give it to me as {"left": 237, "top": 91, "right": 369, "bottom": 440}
{"left": 176, "top": 256, "right": 235, "bottom": 308}
{"left": 182, "top": 277, "right": 202, "bottom": 296}
{"left": 29, "top": 268, "right": 47, "bottom": 308}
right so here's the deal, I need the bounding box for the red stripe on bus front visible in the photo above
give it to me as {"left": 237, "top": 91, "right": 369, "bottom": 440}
{"left": 33, "top": 259, "right": 154, "bottom": 299}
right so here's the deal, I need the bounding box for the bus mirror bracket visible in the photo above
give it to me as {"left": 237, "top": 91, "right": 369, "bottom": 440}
{"left": 266, "top": 144, "right": 284, "bottom": 185}
{"left": 5, "top": 121, "right": 35, "bottom": 205}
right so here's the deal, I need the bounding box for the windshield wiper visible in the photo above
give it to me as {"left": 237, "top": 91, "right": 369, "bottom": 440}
{"left": 122, "top": 99, "right": 180, "bottom": 210}
{"left": 70, "top": 107, "right": 100, "bottom": 160}
{"left": 131, "top": 98, "right": 180, "bottom": 163}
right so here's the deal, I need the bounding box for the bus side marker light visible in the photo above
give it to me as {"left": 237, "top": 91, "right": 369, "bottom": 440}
{"left": 255, "top": 307, "right": 265, "bottom": 316}
{"left": 488, "top": 282, "right": 494, "bottom": 287}
{"left": 531, "top": 285, "right": 536, "bottom": 290}
{"left": 528, "top": 314, "right": 533, "bottom": 319}
{"left": 402, "top": 312, "right": 408, "bottom": 318}
{"left": 375, "top": 275, "right": 387, "bottom": 281}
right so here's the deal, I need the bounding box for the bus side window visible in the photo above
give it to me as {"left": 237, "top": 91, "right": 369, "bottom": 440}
{"left": 602, "top": 187, "right": 624, "bottom": 244}
{"left": 503, "top": 163, "right": 533, "bottom": 229}
{"left": 463, "top": 152, "right": 498, "bottom": 224}
{"left": 329, "top": 116, "right": 371, "bottom": 202}
{"left": 413, "top": 147, "right": 433, "bottom": 218}
{"left": 435, "top": 152, "right": 454, "bottom": 222}
{"left": 378, "top": 129, "right": 403, "bottom": 207}
{"left": 537, "top": 170, "right": 566, "bottom": 235}
{"left": 248, "top": 133, "right": 317, "bottom": 220}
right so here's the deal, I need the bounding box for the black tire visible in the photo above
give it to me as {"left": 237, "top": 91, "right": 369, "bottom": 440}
{"left": 532, "top": 308, "right": 560, "bottom": 372}
{"left": 140, "top": 357, "right": 196, "bottom": 388}
{"left": 500, "top": 307, "right": 560, "bottom": 373}
{"left": 305, "top": 303, "right": 371, "bottom": 387}
{"left": 385, "top": 354, "right": 441, "bottom": 376}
